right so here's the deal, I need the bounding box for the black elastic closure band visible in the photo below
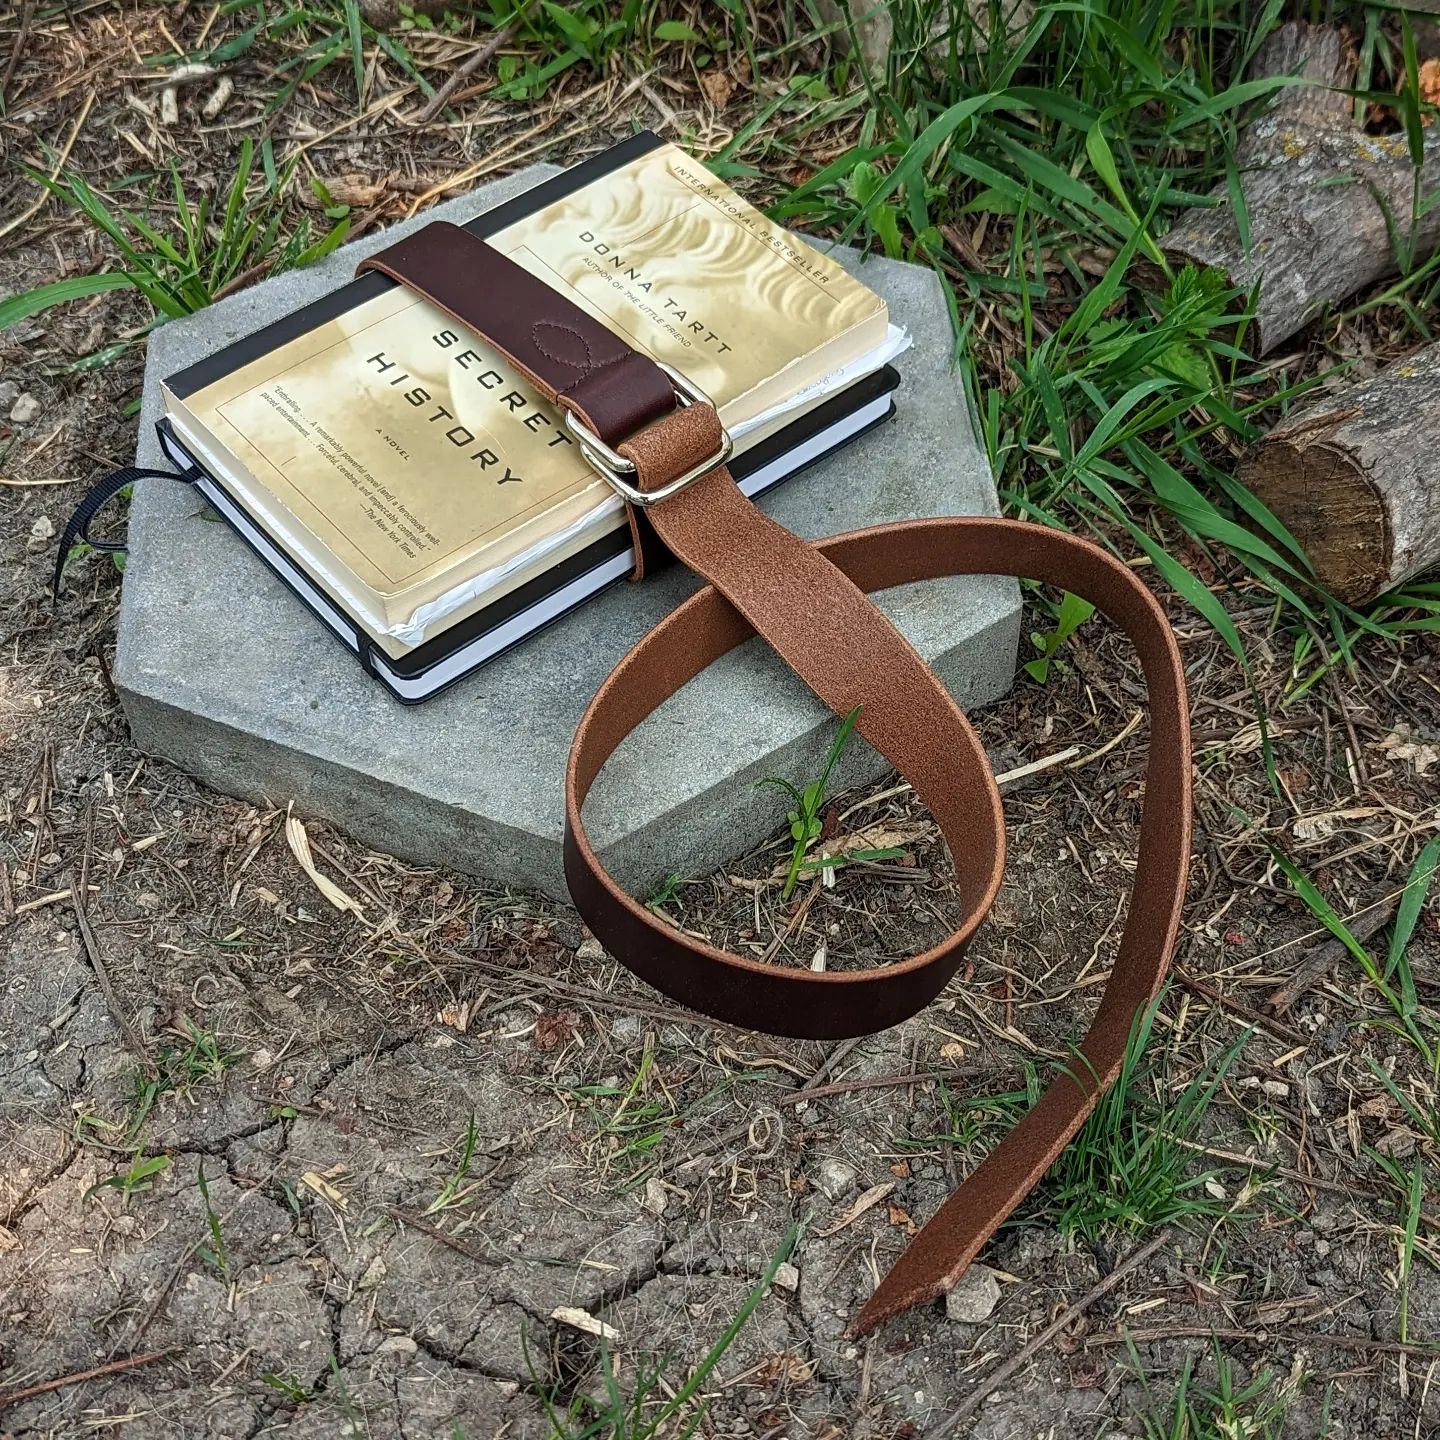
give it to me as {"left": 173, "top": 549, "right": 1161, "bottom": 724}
{"left": 53, "top": 465, "right": 200, "bottom": 600}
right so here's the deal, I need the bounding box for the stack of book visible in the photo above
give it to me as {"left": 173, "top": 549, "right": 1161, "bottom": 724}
{"left": 156, "top": 132, "right": 905, "bottom": 702}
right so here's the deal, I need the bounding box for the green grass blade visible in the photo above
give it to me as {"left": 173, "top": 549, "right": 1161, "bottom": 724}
{"left": 0, "top": 272, "right": 138, "bottom": 329}
{"left": 342, "top": 0, "right": 366, "bottom": 96}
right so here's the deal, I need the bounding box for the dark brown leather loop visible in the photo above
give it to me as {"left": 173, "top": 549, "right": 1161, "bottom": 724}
{"left": 564, "top": 518, "right": 1191, "bottom": 1334}
{"left": 357, "top": 223, "right": 677, "bottom": 445}
{"left": 358, "top": 221, "right": 1193, "bottom": 1334}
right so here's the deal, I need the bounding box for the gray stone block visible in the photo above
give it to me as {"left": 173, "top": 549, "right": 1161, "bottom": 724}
{"left": 115, "top": 163, "right": 1020, "bottom": 899}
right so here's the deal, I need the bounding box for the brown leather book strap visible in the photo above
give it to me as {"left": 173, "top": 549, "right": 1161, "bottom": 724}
{"left": 357, "top": 223, "right": 1193, "bottom": 1336}
{"left": 361, "top": 221, "right": 693, "bottom": 580}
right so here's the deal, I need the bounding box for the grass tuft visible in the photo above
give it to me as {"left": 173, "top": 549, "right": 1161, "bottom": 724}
{"left": 1265, "top": 829, "right": 1440, "bottom": 1068}
{"left": 1131, "top": 1345, "right": 1311, "bottom": 1440}
{"left": 128, "top": 1017, "right": 242, "bottom": 1139}
{"left": 0, "top": 138, "right": 348, "bottom": 337}
{"left": 195, "top": 1161, "right": 229, "bottom": 1278}
{"left": 724, "top": 0, "right": 1440, "bottom": 680}
{"left": 1044, "top": 995, "right": 1255, "bottom": 1242}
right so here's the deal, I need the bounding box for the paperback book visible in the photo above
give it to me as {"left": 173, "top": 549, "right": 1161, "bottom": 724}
{"left": 153, "top": 131, "right": 904, "bottom": 701}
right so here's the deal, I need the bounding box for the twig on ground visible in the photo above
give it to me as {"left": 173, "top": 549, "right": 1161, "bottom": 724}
{"left": 211, "top": 254, "right": 291, "bottom": 303}
{"left": 11, "top": 886, "right": 90, "bottom": 914}
{"left": 1173, "top": 967, "right": 1307, "bottom": 1044}
{"left": 77, "top": 801, "right": 96, "bottom": 928}
{"left": 0, "top": 91, "right": 94, "bottom": 243}
{"left": 67, "top": 872, "right": 158, "bottom": 1082}
{"left": 790, "top": 1067, "right": 979, "bottom": 1108}
{"left": 802, "top": 1036, "right": 866, "bottom": 1088}
{"left": 115, "top": 1185, "right": 265, "bottom": 1358}
{"left": 760, "top": 879, "right": 821, "bottom": 963}
{"left": 834, "top": 743, "right": 1088, "bottom": 823}
{"left": 927, "top": 1234, "right": 1171, "bottom": 1436}
{"left": 436, "top": 946, "right": 747, "bottom": 1034}
{"left": 1174, "top": 1137, "right": 1440, "bottom": 1231}
{"left": 1084, "top": 1325, "right": 1440, "bottom": 1359}
{"left": 814, "top": 1181, "right": 895, "bottom": 1237}
{"left": 0, "top": 1349, "right": 178, "bottom": 1411}
{"left": 1066, "top": 712, "right": 1144, "bottom": 770}
{"left": 667, "top": 1066, "right": 981, "bottom": 1178}
{"left": 414, "top": 22, "right": 515, "bottom": 125}
{"left": 996, "top": 745, "right": 1081, "bottom": 789}
{"left": 1267, "top": 899, "right": 1398, "bottom": 1013}
{"left": 384, "top": 1205, "right": 506, "bottom": 1266}
{"left": 117, "top": 1255, "right": 191, "bottom": 1356}
{"left": 405, "top": 111, "right": 597, "bottom": 216}
{"left": 309, "top": 837, "right": 387, "bottom": 911}
{"left": 1, "top": 0, "right": 34, "bottom": 98}
{"left": 91, "top": 645, "right": 120, "bottom": 711}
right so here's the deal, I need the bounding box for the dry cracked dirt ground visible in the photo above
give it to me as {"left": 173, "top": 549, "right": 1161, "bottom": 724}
{"left": 3, "top": 571, "right": 1439, "bottom": 1439}
{"left": 5, "top": 6, "right": 1440, "bottom": 1438}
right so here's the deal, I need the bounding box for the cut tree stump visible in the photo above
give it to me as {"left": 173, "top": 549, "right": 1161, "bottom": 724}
{"left": 1239, "top": 341, "right": 1440, "bottom": 602}
{"left": 1160, "top": 22, "right": 1440, "bottom": 355}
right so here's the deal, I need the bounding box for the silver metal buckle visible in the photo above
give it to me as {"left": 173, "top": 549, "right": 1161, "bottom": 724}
{"left": 563, "top": 361, "right": 733, "bottom": 507}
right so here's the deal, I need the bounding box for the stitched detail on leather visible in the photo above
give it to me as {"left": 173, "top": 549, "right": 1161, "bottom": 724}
{"left": 559, "top": 348, "right": 635, "bottom": 388}
{"left": 530, "top": 320, "right": 597, "bottom": 375}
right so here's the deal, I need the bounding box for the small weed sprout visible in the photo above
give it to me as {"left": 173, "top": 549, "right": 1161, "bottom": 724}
{"left": 262, "top": 1372, "right": 316, "bottom": 1404}
{"left": 1131, "top": 1345, "right": 1306, "bottom": 1440}
{"left": 195, "top": 1161, "right": 229, "bottom": 1278}
{"left": 426, "top": 1112, "right": 480, "bottom": 1215}
{"left": 1025, "top": 590, "right": 1096, "bottom": 683}
{"left": 535, "top": 1224, "right": 800, "bottom": 1438}
{"left": 897, "top": 1072, "right": 1037, "bottom": 1158}
{"left": 647, "top": 872, "right": 685, "bottom": 910}
{"left": 128, "top": 1018, "right": 242, "bottom": 1139}
{"left": 83, "top": 1153, "right": 170, "bottom": 1204}
{"left": 757, "top": 706, "right": 902, "bottom": 900}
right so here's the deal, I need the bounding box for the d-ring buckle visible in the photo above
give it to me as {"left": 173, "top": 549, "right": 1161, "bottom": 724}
{"left": 563, "top": 362, "right": 734, "bottom": 507}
